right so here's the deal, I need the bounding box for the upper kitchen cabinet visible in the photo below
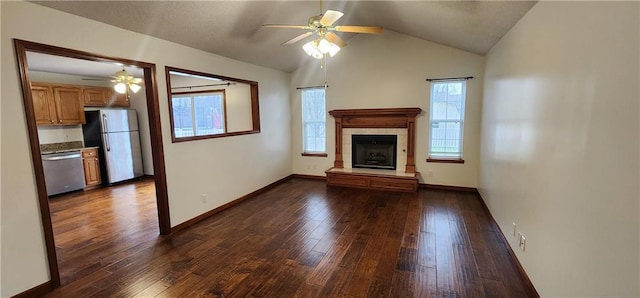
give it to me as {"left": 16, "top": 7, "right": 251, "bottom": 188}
{"left": 54, "top": 86, "right": 85, "bottom": 124}
{"left": 32, "top": 82, "right": 85, "bottom": 125}
{"left": 109, "top": 90, "right": 130, "bottom": 107}
{"left": 83, "top": 87, "right": 130, "bottom": 107}
{"left": 83, "top": 87, "right": 107, "bottom": 106}
{"left": 31, "top": 84, "right": 58, "bottom": 125}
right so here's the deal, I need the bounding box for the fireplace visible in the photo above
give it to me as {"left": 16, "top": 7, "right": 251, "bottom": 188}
{"left": 327, "top": 108, "right": 421, "bottom": 192}
{"left": 352, "top": 135, "right": 397, "bottom": 170}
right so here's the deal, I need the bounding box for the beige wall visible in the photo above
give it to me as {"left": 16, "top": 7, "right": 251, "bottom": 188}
{"left": 479, "top": 2, "right": 639, "bottom": 296}
{"left": 291, "top": 30, "right": 484, "bottom": 187}
{"left": 0, "top": 1, "right": 291, "bottom": 296}
{"left": 128, "top": 86, "right": 155, "bottom": 175}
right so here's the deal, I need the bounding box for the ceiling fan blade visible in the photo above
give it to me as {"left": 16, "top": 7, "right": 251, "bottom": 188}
{"left": 325, "top": 32, "right": 346, "bottom": 48}
{"left": 334, "top": 26, "right": 383, "bottom": 34}
{"left": 262, "top": 24, "right": 311, "bottom": 30}
{"left": 282, "top": 32, "right": 313, "bottom": 46}
{"left": 320, "top": 10, "right": 344, "bottom": 26}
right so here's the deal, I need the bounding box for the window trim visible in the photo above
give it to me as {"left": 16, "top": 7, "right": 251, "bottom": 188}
{"left": 301, "top": 152, "right": 328, "bottom": 157}
{"left": 170, "top": 89, "right": 229, "bottom": 142}
{"left": 301, "top": 87, "right": 327, "bottom": 155}
{"left": 165, "top": 66, "right": 261, "bottom": 143}
{"left": 428, "top": 80, "right": 467, "bottom": 160}
{"left": 426, "top": 157, "right": 465, "bottom": 164}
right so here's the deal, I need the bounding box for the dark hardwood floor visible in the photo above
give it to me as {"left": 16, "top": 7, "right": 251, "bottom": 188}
{"left": 44, "top": 178, "right": 532, "bottom": 297}
{"left": 48, "top": 177, "right": 159, "bottom": 286}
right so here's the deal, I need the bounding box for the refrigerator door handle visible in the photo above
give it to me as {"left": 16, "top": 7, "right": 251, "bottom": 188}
{"left": 102, "top": 113, "right": 108, "bottom": 132}
{"left": 105, "top": 135, "right": 111, "bottom": 152}
{"left": 102, "top": 113, "right": 111, "bottom": 151}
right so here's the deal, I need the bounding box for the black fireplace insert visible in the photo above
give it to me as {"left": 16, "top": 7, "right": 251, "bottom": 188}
{"left": 352, "top": 134, "right": 397, "bottom": 170}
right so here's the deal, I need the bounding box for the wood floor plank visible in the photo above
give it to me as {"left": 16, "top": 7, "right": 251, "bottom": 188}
{"left": 317, "top": 268, "right": 354, "bottom": 297}
{"left": 432, "top": 191, "right": 462, "bottom": 297}
{"left": 306, "top": 235, "right": 352, "bottom": 286}
{"left": 339, "top": 233, "right": 369, "bottom": 270}
{"left": 402, "top": 191, "right": 421, "bottom": 249}
{"left": 44, "top": 179, "right": 535, "bottom": 297}
{"left": 462, "top": 209, "right": 501, "bottom": 281}
{"left": 418, "top": 231, "right": 436, "bottom": 268}
{"left": 416, "top": 265, "right": 438, "bottom": 297}
{"left": 343, "top": 276, "right": 371, "bottom": 297}
{"left": 390, "top": 269, "right": 416, "bottom": 298}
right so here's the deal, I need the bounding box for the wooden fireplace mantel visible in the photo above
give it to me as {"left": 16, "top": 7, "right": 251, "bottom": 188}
{"left": 328, "top": 108, "right": 422, "bottom": 173}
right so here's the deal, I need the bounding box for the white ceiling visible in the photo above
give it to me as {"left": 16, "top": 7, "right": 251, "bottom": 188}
{"left": 31, "top": 1, "right": 536, "bottom": 73}
{"left": 26, "top": 52, "right": 144, "bottom": 78}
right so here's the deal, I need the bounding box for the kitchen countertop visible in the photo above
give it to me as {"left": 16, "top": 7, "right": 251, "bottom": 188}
{"left": 41, "top": 146, "right": 99, "bottom": 155}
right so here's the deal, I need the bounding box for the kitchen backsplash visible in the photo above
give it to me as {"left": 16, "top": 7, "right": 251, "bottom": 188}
{"left": 40, "top": 141, "right": 84, "bottom": 153}
{"left": 37, "top": 125, "right": 84, "bottom": 144}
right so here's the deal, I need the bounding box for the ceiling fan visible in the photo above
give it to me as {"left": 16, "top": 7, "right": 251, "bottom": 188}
{"left": 262, "top": 2, "right": 383, "bottom": 59}
{"left": 83, "top": 68, "right": 143, "bottom": 94}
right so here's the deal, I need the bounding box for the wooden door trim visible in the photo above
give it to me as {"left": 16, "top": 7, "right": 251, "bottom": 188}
{"left": 13, "top": 39, "right": 172, "bottom": 289}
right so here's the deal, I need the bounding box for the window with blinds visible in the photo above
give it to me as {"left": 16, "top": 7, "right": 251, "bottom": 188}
{"left": 301, "top": 88, "right": 326, "bottom": 153}
{"left": 428, "top": 81, "right": 466, "bottom": 160}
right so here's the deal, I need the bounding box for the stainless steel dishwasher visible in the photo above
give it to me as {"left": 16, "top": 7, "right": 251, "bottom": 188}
{"left": 42, "top": 151, "right": 85, "bottom": 196}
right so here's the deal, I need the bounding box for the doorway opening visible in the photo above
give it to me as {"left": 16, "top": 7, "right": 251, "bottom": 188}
{"left": 14, "top": 39, "right": 171, "bottom": 288}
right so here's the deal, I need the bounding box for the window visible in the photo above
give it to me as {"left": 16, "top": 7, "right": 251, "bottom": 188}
{"left": 171, "top": 90, "right": 226, "bottom": 139}
{"left": 166, "top": 67, "right": 261, "bottom": 143}
{"left": 301, "top": 88, "right": 326, "bottom": 155}
{"left": 428, "top": 80, "right": 466, "bottom": 161}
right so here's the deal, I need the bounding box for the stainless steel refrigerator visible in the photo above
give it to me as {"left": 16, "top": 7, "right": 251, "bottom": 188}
{"left": 83, "top": 109, "right": 143, "bottom": 185}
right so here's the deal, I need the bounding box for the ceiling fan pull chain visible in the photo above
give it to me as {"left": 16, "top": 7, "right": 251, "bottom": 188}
{"left": 324, "top": 56, "right": 328, "bottom": 84}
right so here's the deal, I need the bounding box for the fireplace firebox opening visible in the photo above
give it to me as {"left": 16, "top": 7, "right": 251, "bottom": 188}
{"left": 352, "top": 135, "right": 397, "bottom": 170}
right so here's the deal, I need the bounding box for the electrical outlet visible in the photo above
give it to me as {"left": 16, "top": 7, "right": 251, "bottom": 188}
{"left": 313, "top": 164, "right": 317, "bottom": 169}
{"left": 428, "top": 170, "right": 434, "bottom": 177}
{"left": 517, "top": 232, "right": 526, "bottom": 251}
{"left": 512, "top": 223, "right": 517, "bottom": 237}
{"left": 201, "top": 194, "right": 207, "bottom": 204}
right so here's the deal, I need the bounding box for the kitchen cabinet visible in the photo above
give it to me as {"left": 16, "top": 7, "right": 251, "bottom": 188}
{"left": 82, "top": 148, "right": 101, "bottom": 188}
{"left": 83, "top": 87, "right": 130, "bottom": 107}
{"left": 31, "top": 82, "right": 85, "bottom": 125}
{"left": 54, "top": 86, "right": 85, "bottom": 124}
{"left": 31, "top": 84, "right": 57, "bottom": 125}
{"left": 83, "top": 87, "right": 107, "bottom": 106}
{"left": 107, "top": 89, "right": 130, "bottom": 107}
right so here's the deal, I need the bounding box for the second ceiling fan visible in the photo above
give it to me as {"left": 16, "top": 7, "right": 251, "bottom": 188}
{"left": 262, "top": 3, "right": 383, "bottom": 59}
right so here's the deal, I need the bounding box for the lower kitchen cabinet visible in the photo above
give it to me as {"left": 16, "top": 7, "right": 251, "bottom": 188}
{"left": 82, "top": 148, "right": 101, "bottom": 188}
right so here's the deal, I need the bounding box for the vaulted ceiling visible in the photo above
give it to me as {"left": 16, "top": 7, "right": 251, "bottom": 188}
{"left": 31, "top": 1, "right": 537, "bottom": 73}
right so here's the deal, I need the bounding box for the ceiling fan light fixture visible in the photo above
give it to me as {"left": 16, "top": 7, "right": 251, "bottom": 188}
{"left": 112, "top": 68, "right": 143, "bottom": 94}
{"left": 303, "top": 40, "right": 324, "bottom": 59}
{"left": 302, "top": 40, "right": 316, "bottom": 55}
{"left": 129, "top": 83, "right": 142, "bottom": 93}
{"left": 114, "top": 82, "right": 127, "bottom": 94}
{"left": 317, "top": 38, "right": 332, "bottom": 53}
{"left": 303, "top": 38, "right": 340, "bottom": 59}
{"left": 328, "top": 43, "right": 341, "bottom": 57}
